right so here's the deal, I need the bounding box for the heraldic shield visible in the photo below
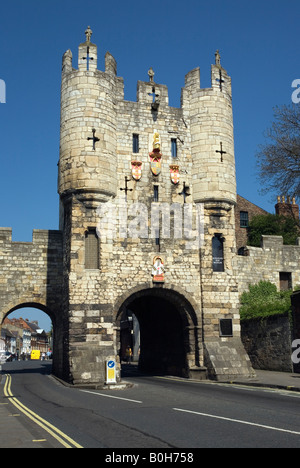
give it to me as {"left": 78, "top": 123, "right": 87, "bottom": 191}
{"left": 149, "top": 151, "right": 162, "bottom": 176}
{"left": 131, "top": 161, "right": 142, "bottom": 181}
{"left": 149, "top": 130, "right": 162, "bottom": 176}
{"left": 170, "top": 164, "right": 180, "bottom": 184}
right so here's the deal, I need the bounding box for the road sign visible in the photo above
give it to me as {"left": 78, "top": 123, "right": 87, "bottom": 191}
{"left": 106, "top": 359, "right": 116, "bottom": 384}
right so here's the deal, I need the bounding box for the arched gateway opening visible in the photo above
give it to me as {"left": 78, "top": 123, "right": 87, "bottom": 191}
{"left": 0, "top": 302, "right": 65, "bottom": 379}
{"left": 116, "top": 288, "right": 201, "bottom": 378}
{"left": 1, "top": 303, "right": 54, "bottom": 358}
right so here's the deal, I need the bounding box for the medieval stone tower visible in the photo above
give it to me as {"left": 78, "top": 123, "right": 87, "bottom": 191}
{"left": 57, "top": 27, "right": 252, "bottom": 385}
{"left": 0, "top": 28, "right": 254, "bottom": 386}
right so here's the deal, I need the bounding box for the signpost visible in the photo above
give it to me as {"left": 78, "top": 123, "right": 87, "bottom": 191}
{"left": 106, "top": 359, "right": 117, "bottom": 385}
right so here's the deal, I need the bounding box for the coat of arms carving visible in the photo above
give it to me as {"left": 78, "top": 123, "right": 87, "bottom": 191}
{"left": 131, "top": 161, "right": 142, "bottom": 181}
{"left": 170, "top": 164, "right": 180, "bottom": 185}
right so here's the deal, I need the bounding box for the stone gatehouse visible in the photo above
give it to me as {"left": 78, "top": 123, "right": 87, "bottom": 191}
{"left": 0, "top": 28, "right": 299, "bottom": 386}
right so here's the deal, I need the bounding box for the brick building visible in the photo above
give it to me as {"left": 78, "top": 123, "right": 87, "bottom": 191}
{"left": 235, "top": 194, "right": 300, "bottom": 253}
{"left": 235, "top": 195, "right": 269, "bottom": 252}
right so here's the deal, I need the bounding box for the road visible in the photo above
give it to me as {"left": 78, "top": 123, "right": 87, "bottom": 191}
{"left": 1, "top": 361, "right": 300, "bottom": 449}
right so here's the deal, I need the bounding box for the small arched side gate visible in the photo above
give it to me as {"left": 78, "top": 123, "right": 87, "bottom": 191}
{"left": 0, "top": 301, "right": 66, "bottom": 379}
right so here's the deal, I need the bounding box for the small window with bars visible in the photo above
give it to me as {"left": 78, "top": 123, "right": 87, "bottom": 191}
{"left": 85, "top": 228, "right": 99, "bottom": 270}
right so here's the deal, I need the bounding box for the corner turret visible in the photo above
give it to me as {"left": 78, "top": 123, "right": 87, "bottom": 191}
{"left": 183, "top": 50, "right": 236, "bottom": 208}
{"left": 59, "top": 27, "right": 119, "bottom": 208}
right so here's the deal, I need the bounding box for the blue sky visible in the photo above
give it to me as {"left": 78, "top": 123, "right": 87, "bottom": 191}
{"left": 0, "top": 0, "right": 299, "bottom": 330}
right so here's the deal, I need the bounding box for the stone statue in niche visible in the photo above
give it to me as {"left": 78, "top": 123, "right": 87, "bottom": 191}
{"left": 149, "top": 131, "right": 162, "bottom": 176}
{"left": 152, "top": 256, "right": 165, "bottom": 283}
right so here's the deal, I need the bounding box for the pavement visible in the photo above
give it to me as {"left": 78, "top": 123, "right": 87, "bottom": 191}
{"left": 1, "top": 368, "right": 300, "bottom": 448}
{"left": 220, "top": 369, "right": 300, "bottom": 392}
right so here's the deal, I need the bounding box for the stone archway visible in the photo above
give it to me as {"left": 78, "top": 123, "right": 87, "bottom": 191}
{"left": 1, "top": 301, "right": 65, "bottom": 378}
{"left": 116, "top": 286, "right": 204, "bottom": 378}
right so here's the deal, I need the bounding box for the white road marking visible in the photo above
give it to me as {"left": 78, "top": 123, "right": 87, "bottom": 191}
{"left": 173, "top": 408, "right": 300, "bottom": 436}
{"left": 80, "top": 389, "right": 142, "bottom": 404}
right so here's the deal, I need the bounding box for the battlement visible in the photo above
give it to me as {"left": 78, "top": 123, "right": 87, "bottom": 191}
{"left": 0, "top": 228, "right": 62, "bottom": 247}
{"left": 62, "top": 28, "right": 231, "bottom": 110}
{"left": 183, "top": 51, "right": 232, "bottom": 99}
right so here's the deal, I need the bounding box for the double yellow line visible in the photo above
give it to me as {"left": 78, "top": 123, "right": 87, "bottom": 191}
{"left": 4, "top": 374, "right": 83, "bottom": 448}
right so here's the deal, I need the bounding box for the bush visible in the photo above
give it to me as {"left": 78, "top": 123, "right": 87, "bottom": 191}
{"left": 240, "top": 280, "right": 293, "bottom": 321}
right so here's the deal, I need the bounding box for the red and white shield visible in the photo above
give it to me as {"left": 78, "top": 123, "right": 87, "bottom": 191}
{"left": 131, "top": 161, "right": 142, "bottom": 181}
{"left": 170, "top": 164, "right": 180, "bottom": 184}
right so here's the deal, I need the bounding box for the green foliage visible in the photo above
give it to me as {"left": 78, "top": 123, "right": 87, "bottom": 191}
{"left": 240, "top": 280, "right": 293, "bottom": 321}
{"left": 248, "top": 214, "right": 299, "bottom": 247}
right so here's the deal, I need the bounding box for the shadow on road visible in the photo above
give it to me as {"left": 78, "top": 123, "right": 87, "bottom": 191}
{"left": 2, "top": 360, "right": 52, "bottom": 375}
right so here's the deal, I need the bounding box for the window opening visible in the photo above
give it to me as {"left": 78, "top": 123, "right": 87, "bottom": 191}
{"left": 85, "top": 228, "right": 99, "bottom": 269}
{"left": 171, "top": 138, "right": 177, "bottom": 158}
{"left": 133, "top": 134, "right": 139, "bottom": 153}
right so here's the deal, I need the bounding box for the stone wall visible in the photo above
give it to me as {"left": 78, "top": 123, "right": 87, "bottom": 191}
{"left": 235, "top": 235, "right": 300, "bottom": 294}
{"left": 0, "top": 228, "right": 63, "bottom": 317}
{"left": 241, "top": 314, "right": 293, "bottom": 372}
{"left": 0, "top": 228, "right": 65, "bottom": 377}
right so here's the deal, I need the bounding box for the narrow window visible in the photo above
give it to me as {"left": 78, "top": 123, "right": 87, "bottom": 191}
{"left": 155, "top": 228, "right": 160, "bottom": 251}
{"left": 171, "top": 138, "right": 177, "bottom": 158}
{"left": 154, "top": 185, "right": 159, "bottom": 202}
{"left": 85, "top": 228, "right": 99, "bottom": 269}
{"left": 212, "top": 234, "right": 224, "bottom": 272}
{"left": 240, "top": 211, "right": 249, "bottom": 228}
{"left": 133, "top": 134, "right": 139, "bottom": 153}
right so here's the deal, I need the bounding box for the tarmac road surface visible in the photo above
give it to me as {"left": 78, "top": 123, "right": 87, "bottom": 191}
{"left": 1, "top": 361, "right": 300, "bottom": 449}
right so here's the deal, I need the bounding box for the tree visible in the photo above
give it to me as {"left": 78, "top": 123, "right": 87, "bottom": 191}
{"left": 256, "top": 104, "right": 300, "bottom": 198}
{"left": 248, "top": 213, "right": 299, "bottom": 247}
{"left": 240, "top": 281, "right": 292, "bottom": 321}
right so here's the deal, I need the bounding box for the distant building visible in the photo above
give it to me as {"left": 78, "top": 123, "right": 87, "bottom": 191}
{"left": 235, "top": 194, "right": 300, "bottom": 253}
{"left": 235, "top": 195, "right": 269, "bottom": 252}
{"left": 3, "top": 318, "right": 49, "bottom": 355}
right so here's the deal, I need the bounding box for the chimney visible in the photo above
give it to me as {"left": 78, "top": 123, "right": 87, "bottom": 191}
{"left": 275, "top": 196, "right": 299, "bottom": 220}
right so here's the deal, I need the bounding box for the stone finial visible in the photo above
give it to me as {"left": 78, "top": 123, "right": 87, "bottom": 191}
{"left": 148, "top": 67, "right": 155, "bottom": 83}
{"left": 85, "top": 26, "right": 93, "bottom": 43}
{"left": 215, "top": 50, "right": 221, "bottom": 66}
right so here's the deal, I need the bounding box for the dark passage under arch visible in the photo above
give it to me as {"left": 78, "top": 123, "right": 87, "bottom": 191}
{"left": 117, "top": 288, "right": 199, "bottom": 378}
